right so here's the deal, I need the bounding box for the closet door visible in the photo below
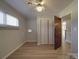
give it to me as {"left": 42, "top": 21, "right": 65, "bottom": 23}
{"left": 40, "top": 19, "right": 49, "bottom": 44}
{"left": 37, "top": 18, "right": 49, "bottom": 45}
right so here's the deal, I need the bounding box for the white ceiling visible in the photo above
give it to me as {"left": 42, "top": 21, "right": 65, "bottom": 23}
{"left": 5, "top": 0, "right": 73, "bottom": 19}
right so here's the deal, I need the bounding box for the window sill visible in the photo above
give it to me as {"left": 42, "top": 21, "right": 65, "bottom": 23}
{"left": 0, "top": 25, "right": 19, "bottom": 30}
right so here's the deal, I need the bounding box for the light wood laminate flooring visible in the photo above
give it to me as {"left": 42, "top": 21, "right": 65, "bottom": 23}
{"left": 7, "top": 42, "right": 71, "bottom": 59}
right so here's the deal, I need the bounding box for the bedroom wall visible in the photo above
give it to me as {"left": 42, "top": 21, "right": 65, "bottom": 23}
{"left": 25, "top": 18, "right": 37, "bottom": 42}
{"left": 0, "top": 1, "right": 27, "bottom": 59}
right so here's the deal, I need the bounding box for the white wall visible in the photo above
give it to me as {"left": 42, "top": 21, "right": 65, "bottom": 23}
{"left": 25, "top": 18, "right": 37, "bottom": 42}
{"left": 0, "top": 1, "right": 27, "bottom": 59}
{"left": 58, "top": 0, "right": 78, "bottom": 53}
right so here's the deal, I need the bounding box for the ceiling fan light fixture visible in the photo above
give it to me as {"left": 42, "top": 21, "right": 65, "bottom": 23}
{"left": 26, "top": 0, "right": 45, "bottom": 12}
{"left": 36, "top": 5, "right": 44, "bottom": 12}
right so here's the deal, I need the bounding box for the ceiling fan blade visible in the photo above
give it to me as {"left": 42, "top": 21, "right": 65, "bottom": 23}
{"left": 27, "top": 2, "right": 32, "bottom": 4}
{"left": 38, "top": 0, "right": 43, "bottom": 2}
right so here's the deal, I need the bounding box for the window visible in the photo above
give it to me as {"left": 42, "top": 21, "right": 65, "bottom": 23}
{"left": 6, "top": 14, "right": 19, "bottom": 26}
{"left": 0, "top": 11, "right": 19, "bottom": 29}
{"left": 0, "top": 11, "right": 4, "bottom": 24}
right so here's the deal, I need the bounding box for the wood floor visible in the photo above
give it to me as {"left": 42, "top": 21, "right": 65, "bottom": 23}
{"left": 7, "top": 42, "right": 71, "bottom": 59}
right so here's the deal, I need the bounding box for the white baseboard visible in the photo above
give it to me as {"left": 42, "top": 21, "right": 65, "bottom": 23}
{"left": 37, "top": 43, "right": 54, "bottom": 45}
{"left": 26, "top": 40, "right": 37, "bottom": 42}
{"left": 2, "top": 40, "right": 26, "bottom": 59}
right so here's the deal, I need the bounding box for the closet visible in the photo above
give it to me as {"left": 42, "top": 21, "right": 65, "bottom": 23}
{"left": 37, "top": 18, "right": 53, "bottom": 45}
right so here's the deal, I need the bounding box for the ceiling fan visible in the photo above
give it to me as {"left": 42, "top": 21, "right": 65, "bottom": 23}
{"left": 26, "top": 0, "right": 45, "bottom": 12}
{"left": 27, "top": 0, "right": 44, "bottom": 5}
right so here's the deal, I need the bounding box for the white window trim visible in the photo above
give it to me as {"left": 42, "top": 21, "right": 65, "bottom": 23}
{"left": 0, "top": 11, "right": 19, "bottom": 29}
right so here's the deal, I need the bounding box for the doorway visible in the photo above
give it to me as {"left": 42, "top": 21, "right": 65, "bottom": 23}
{"left": 62, "top": 14, "right": 71, "bottom": 50}
{"left": 54, "top": 15, "right": 71, "bottom": 50}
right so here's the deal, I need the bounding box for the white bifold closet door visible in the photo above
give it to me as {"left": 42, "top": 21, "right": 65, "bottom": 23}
{"left": 37, "top": 18, "right": 53, "bottom": 45}
{"left": 40, "top": 19, "right": 49, "bottom": 44}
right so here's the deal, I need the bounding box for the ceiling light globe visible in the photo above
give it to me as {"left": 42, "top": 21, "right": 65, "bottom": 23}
{"left": 36, "top": 6, "right": 44, "bottom": 12}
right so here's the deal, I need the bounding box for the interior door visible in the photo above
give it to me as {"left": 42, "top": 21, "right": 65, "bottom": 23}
{"left": 54, "top": 16, "right": 62, "bottom": 49}
{"left": 37, "top": 18, "right": 49, "bottom": 45}
{"left": 40, "top": 19, "right": 49, "bottom": 44}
